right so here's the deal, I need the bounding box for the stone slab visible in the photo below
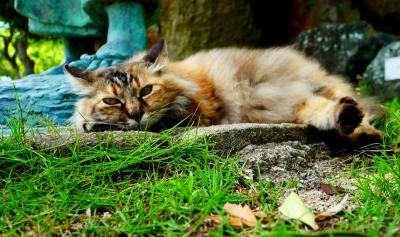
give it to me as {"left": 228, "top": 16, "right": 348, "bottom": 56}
{"left": 4, "top": 123, "right": 353, "bottom": 188}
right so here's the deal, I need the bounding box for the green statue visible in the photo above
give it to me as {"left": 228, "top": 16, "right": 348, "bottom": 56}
{"left": 14, "top": 0, "right": 151, "bottom": 73}
{"left": 0, "top": 0, "right": 157, "bottom": 125}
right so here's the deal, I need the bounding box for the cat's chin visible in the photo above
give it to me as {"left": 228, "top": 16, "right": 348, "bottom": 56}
{"left": 79, "top": 120, "right": 140, "bottom": 132}
{"left": 79, "top": 118, "right": 158, "bottom": 132}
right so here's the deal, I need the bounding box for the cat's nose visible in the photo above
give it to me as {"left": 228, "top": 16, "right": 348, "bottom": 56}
{"left": 126, "top": 109, "right": 143, "bottom": 122}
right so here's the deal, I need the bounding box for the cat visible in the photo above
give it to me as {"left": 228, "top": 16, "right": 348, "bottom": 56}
{"left": 64, "top": 40, "right": 383, "bottom": 143}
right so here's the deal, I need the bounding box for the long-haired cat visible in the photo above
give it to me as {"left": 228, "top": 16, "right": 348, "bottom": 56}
{"left": 64, "top": 40, "right": 382, "bottom": 143}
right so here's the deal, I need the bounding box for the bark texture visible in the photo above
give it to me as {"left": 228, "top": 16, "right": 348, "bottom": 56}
{"left": 16, "top": 36, "right": 35, "bottom": 76}
{"left": 160, "top": 0, "right": 262, "bottom": 59}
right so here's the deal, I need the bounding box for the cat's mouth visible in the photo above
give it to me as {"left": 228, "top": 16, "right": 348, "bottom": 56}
{"left": 84, "top": 119, "right": 154, "bottom": 132}
{"left": 82, "top": 120, "right": 139, "bottom": 132}
{"left": 90, "top": 123, "right": 129, "bottom": 131}
{"left": 81, "top": 111, "right": 163, "bottom": 132}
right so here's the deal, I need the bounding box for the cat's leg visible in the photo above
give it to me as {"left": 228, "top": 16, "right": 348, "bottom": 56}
{"left": 294, "top": 96, "right": 363, "bottom": 135}
{"left": 295, "top": 95, "right": 383, "bottom": 143}
{"left": 305, "top": 75, "right": 383, "bottom": 143}
{"left": 347, "top": 116, "right": 384, "bottom": 144}
{"left": 329, "top": 96, "right": 383, "bottom": 143}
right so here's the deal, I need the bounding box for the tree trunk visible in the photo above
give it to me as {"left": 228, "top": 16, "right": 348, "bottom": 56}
{"left": 1, "top": 30, "right": 21, "bottom": 78}
{"left": 16, "top": 36, "right": 35, "bottom": 76}
{"left": 159, "top": 0, "right": 262, "bottom": 59}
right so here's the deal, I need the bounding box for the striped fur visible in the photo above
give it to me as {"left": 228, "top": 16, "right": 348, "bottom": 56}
{"left": 66, "top": 45, "right": 383, "bottom": 142}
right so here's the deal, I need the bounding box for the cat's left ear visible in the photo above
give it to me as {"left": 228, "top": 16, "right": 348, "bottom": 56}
{"left": 64, "top": 65, "right": 94, "bottom": 82}
{"left": 143, "top": 39, "right": 167, "bottom": 65}
{"left": 64, "top": 64, "right": 95, "bottom": 94}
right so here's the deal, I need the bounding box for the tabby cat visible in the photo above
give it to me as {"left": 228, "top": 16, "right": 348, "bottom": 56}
{"left": 64, "top": 40, "right": 382, "bottom": 143}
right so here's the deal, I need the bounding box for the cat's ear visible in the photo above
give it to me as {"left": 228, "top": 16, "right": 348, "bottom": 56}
{"left": 64, "top": 65, "right": 93, "bottom": 83}
{"left": 143, "top": 39, "right": 167, "bottom": 65}
{"left": 64, "top": 64, "right": 95, "bottom": 94}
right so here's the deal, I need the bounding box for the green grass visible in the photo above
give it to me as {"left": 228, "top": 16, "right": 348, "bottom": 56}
{"left": 344, "top": 99, "right": 400, "bottom": 236}
{"left": 0, "top": 100, "right": 399, "bottom": 236}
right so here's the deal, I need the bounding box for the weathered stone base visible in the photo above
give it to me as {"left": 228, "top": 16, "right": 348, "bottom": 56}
{"left": 239, "top": 141, "right": 333, "bottom": 188}
{"left": 19, "top": 123, "right": 358, "bottom": 189}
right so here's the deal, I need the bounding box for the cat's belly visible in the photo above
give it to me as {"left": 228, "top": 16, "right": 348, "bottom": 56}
{"left": 216, "top": 80, "right": 313, "bottom": 125}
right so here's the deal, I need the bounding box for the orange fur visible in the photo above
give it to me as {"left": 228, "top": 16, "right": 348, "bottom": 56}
{"left": 65, "top": 43, "right": 382, "bottom": 143}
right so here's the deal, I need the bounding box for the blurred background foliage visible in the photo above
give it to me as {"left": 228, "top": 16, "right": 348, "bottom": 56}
{"left": 0, "top": 0, "right": 63, "bottom": 79}
{"left": 1, "top": 0, "right": 400, "bottom": 80}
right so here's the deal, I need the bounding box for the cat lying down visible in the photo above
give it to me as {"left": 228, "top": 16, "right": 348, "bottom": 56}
{"left": 64, "top": 40, "right": 383, "bottom": 144}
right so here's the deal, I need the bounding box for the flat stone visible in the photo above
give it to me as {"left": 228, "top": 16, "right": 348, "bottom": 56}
{"left": 239, "top": 141, "right": 332, "bottom": 188}
{"left": 28, "top": 128, "right": 156, "bottom": 155}
{"left": 179, "top": 123, "right": 319, "bottom": 155}
{"left": 23, "top": 123, "right": 321, "bottom": 155}
{"left": 14, "top": 123, "right": 351, "bottom": 188}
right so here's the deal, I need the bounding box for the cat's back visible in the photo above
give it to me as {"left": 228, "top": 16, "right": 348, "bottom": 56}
{"left": 180, "top": 47, "right": 327, "bottom": 124}
{"left": 182, "top": 47, "right": 321, "bottom": 85}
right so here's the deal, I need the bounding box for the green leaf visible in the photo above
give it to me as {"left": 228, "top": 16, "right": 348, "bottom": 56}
{"left": 278, "top": 192, "right": 319, "bottom": 230}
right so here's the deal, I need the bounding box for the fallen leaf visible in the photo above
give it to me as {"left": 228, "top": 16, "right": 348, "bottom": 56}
{"left": 204, "top": 215, "right": 222, "bottom": 227}
{"left": 315, "top": 194, "right": 349, "bottom": 221}
{"left": 223, "top": 203, "right": 257, "bottom": 227}
{"left": 278, "top": 192, "right": 319, "bottom": 230}
{"left": 320, "top": 182, "right": 345, "bottom": 195}
{"left": 238, "top": 187, "right": 249, "bottom": 194}
{"left": 228, "top": 216, "right": 243, "bottom": 227}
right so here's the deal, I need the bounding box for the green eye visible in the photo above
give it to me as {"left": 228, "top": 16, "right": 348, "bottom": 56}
{"left": 102, "top": 98, "right": 121, "bottom": 105}
{"left": 140, "top": 85, "right": 153, "bottom": 97}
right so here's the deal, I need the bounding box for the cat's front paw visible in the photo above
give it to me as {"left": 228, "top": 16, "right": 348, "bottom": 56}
{"left": 336, "top": 96, "right": 364, "bottom": 135}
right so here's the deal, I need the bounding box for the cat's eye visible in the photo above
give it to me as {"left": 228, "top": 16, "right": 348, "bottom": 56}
{"left": 102, "top": 98, "right": 121, "bottom": 105}
{"left": 140, "top": 85, "right": 153, "bottom": 97}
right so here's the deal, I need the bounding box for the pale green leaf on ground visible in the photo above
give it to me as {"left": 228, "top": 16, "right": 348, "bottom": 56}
{"left": 279, "top": 192, "right": 319, "bottom": 230}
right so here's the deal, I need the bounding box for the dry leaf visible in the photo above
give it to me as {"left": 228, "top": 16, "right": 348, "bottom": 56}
{"left": 278, "top": 192, "right": 319, "bottom": 230}
{"left": 320, "top": 182, "right": 345, "bottom": 195}
{"left": 228, "top": 216, "right": 243, "bottom": 227}
{"left": 223, "top": 203, "right": 257, "bottom": 227}
{"left": 204, "top": 215, "right": 222, "bottom": 227}
{"left": 315, "top": 194, "right": 349, "bottom": 221}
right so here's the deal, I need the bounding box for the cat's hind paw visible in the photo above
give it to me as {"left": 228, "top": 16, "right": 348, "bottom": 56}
{"left": 337, "top": 96, "right": 364, "bottom": 135}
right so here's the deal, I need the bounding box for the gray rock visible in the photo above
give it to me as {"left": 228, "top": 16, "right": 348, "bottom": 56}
{"left": 29, "top": 128, "right": 154, "bottom": 155}
{"left": 0, "top": 74, "right": 78, "bottom": 125}
{"left": 239, "top": 141, "right": 332, "bottom": 188}
{"left": 295, "top": 21, "right": 392, "bottom": 81}
{"left": 363, "top": 41, "right": 400, "bottom": 99}
{"left": 178, "top": 123, "right": 319, "bottom": 155}
{"left": 20, "top": 123, "right": 348, "bottom": 187}
{"left": 26, "top": 124, "right": 316, "bottom": 154}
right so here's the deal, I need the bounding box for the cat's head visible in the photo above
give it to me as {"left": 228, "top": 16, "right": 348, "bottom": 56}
{"left": 65, "top": 40, "right": 193, "bottom": 132}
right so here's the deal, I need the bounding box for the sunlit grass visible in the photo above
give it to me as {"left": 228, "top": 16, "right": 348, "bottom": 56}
{"left": 0, "top": 99, "right": 399, "bottom": 236}
{"left": 344, "top": 99, "right": 400, "bottom": 236}
{"left": 0, "top": 113, "right": 246, "bottom": 235}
